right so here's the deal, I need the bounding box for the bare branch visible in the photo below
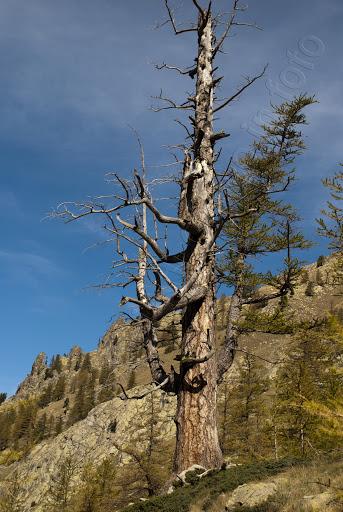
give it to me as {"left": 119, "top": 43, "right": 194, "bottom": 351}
{"left": 156, "top": 62, "right": 197, "bottom": 79}
{"left": 213, "top": 0, "right": 261, "bottom": 58}
{"left": 164, "top": 0, "right": 197, "bottom": 35}
{"left": 152, "top": 90, "right": 194, "bottom": 112}
{"left": 192, "top": 0, "right": 205, "bottom": 17}
{"left": 118, "top": 377, "right": 170, "bottom": 400}
{"left": 213, "top": 65, "right": 267, "bottom": 113}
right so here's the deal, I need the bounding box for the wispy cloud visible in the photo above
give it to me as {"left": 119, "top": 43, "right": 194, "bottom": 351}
{"left": 0, "top": 249, "right": 63, "bottom": 287}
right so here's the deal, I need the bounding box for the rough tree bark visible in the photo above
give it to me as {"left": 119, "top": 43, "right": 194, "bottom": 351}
{"left": 173, "top": 10, "right": 222, "bottom": 471}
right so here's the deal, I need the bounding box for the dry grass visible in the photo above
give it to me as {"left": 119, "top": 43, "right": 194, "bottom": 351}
{"left": 271, "top": 457, "right": 343, "bottom": 512}
{"left": 189, "top": 456, "right": 343, "bottom": 512}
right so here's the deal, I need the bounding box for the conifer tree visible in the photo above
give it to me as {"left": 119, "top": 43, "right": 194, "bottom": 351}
{"left": 46, "top": 415, "right": 55, "bottom": 438}
{"left": 55, "top": 416, "right": 64, "bottom": 436}
{"left": 0, "top": 393, "right": 6, "bottom": 405}
{"left": 0, "top": 407, "right": 16, "bottom": 450}
{"left": 273, "top": 317, "right": 343, "bottom": 456}
{"left": 11, "top": 399, "right": 37, "bottom": 450}
{"left": 164, "top": 321, "right": 179, "bottom": 354}
{"left": 33, "top": 412, "right": 47, "bottom": 443}
{"left": 81, "top": 353, "right": 92, "bottom": 372}
{"left": 83, "top": 370, "right": 96, "bottom": 415}
{"left": 68, "top": 386, "right": 85, "bottom": 426}
{"left": 74, "top": 458, "right": 118, "bottom": 512}
{"left": 38, "top": 382, "right": 53, "bottom": 408}
{"left": 53, "top": 375, "right": 66, "bottom": 401}
{"left": 44, "top": 456, "right": 77, "bottom": 512}
{"left": 219, "top": 96, "right": 313, "bottom": 380}
{"left": 97, "top": 363, "right": 116, "bottom": 403}
{"left": 302, "top": 316, "right": 343, "bottom": 446}
{"left": 218, "top": 354, "right": 269, "bottom": 461}
{"left": 98, "top": 363, "right": 111, "bottom": 385}
{"left": 114, "top": 393, "right": 173, "bottom": 503}
{"left": 317, "top": 165, "right": 343, "bottom": 251}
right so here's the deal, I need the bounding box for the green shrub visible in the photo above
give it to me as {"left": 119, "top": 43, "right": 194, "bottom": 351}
{"left": 120, "top": 459, "right": 300, "bottom": 512}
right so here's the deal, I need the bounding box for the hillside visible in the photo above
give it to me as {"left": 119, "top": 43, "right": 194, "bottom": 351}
{"left": 0, "top": 254, "right": 342, "bottom": 511}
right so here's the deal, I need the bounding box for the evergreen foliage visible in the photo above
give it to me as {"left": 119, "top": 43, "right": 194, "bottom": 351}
{"left": 120, "top": 459, "right": 297, "bottom": 512}
{"left": 52, "top": 375, "right": 66, "bottom": 401}
{"left": 44, "top": 456, "right": 78, "bottom": 511}
{"left": 72, "top": 458, "right": 118, "bottom": 512}
{"left": 273, "top": 316, "right": 343, "bottom": 457}
{"left": 221, "top": 95, "right": 314, "bottom": 301}
{"left": 317, "top": 166, "right": 343, "bottom": 250}
{"left": 114, "top": 393, "right": 173, "bottom": 506}
{"left": 219, "top": 354, "right": 269, "bottom": 461}
{"left": 38, "top": 382, "right": 53, "bottom": 408}
{"left": 68, "top": 357, "right": 96, "bottom": 424}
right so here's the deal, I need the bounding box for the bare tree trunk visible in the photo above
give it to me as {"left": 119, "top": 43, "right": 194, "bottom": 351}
{"left": 173, "top": 12, "right": 222, "bottom": 473}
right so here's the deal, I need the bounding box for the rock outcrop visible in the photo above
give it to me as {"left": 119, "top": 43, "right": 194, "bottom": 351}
{"left": 1, "top": 389, "right": 175, "bottom": 511}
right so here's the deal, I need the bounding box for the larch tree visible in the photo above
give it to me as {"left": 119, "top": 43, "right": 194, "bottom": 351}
{"left": 53, "top": 1, "right": 313, "bottom": 472}
{"left": 219, "top": 95, "right": 314, "bottom": 375}
{"left": 317, "top": 165, "right": 343, "bottom": 251}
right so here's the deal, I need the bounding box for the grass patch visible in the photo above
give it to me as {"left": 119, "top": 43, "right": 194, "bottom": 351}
{"left": 121, "top": 459, "right": 300, "bottom": 512}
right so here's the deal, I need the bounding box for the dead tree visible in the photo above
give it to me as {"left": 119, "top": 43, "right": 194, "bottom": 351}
{"left": 52, "top": 1, "right": 299, "bottom": 472}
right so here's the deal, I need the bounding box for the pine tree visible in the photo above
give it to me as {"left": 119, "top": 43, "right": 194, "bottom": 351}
{"left": 46, "top": 415, "right": 55, "bottom": 438}
{"left": 317, "top": 165, "right": 343, "bottom": 251}
{"left": 44, "top": 456, "right": 77, "bottom": 512}
{"left": 218, "top": 354, "right": 269, "bottom": 461}
{"left": 11, "top": 399, "right": 38, "bottom": 450}
{"left": 83, "top": 371, "right": 96, "bottom": 416}
{"left": 165, "top": 321, "right": 179, "bottom": 354}
{"left": 273, "top": 317, "right": 343, "bottom": 457}
{"left": 68, "top": 386, "right": 85, "bottom": 426}
{"left": 38, "top": 382, "right": 53, "bottom": 408}
{"left": 98, "top": 364, "right": 111, "bottom": 385}
{"left": 0, "top": 393, "right": 6, "bottom": 405}
{"left": 53, "top": 375, "right": 66, "bottom": 401}
{"left": 55, "top": 416, "right": 64, "bottom": 436}
{"left": 114, "top": 393, "right": 173, "bottom": 503}
{"left": 81, "top": 353, "right": 92, "bottom": 372}
{"left": 74, "top": 458, "right": 118, "bottom": 512}
{"left": 0, "top": 407, "right": 16, "bottom": 451}
{"left": 302, "top": 316, "right": 343, "bottom": 445}
{"left": 300, "top": 269, "right": 310, "bottom": 284}
{"left": 219, "top": 95, "right": 314, "bottom": 383}
{"left": 97, "top": 365, "right": 116, "bottom": 404}
{"left": 33, "top": 412, "right": 47, "bottom": 443}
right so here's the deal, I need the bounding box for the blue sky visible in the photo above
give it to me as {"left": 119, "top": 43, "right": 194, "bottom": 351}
{"left": 0, "top": 0, "right": 342, "bottom": 395}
